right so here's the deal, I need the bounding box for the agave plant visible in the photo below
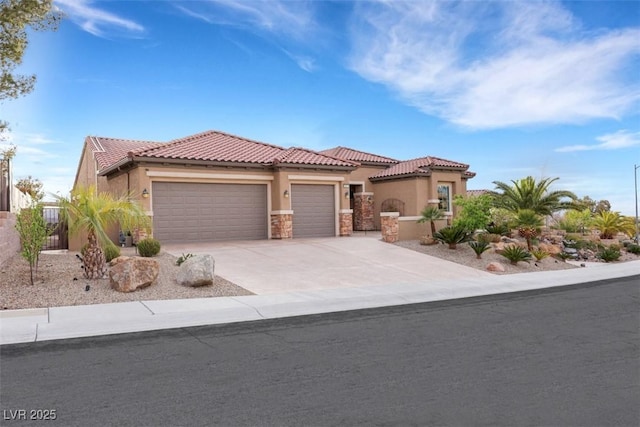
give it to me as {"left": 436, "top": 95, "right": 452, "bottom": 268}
{"left": 433, "top": 226, "right": 472, "bottom": 249}
{"left": 468, "top": 240, "right": 491, "bottom": 259}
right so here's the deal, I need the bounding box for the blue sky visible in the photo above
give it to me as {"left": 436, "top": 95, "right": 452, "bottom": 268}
{"left": 2, "top": 0, "right": 639, "bottom": 215}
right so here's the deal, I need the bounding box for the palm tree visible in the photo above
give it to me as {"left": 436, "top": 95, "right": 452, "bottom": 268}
{"left": 591, "top": 211, "right": 636, "bottom": 239}
{"left": 491, "top": 176, "right": 577, "bottom": 216}
{"left": 418, "top": 206, "right": 445, "bottom": 236}
{"left": 56, "top": 186, "right": 150, "bottom": 279}
{"left": 514, "top": 209, "right": 544, "bottom": 251}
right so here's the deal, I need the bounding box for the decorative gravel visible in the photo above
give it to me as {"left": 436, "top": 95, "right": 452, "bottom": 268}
{"left": 0, "top": 249, "right": 253, "bottom": 310}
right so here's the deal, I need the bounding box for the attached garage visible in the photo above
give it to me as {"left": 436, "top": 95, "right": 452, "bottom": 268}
{"left": 152, "top": 182, "right": 268, "bottom": 243}
{"left": 291, "top": 184, "right": 336, "bottom": 238}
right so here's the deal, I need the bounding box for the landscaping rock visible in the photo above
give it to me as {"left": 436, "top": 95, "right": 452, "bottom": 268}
{"left": 486, "top": 261, "right": 505, "bottom": 272}
{"left": 109, "top": 257, "right": 159, "bottom": 293}
{"left": 177, "top": 255, "right": 215, "bottom": 287}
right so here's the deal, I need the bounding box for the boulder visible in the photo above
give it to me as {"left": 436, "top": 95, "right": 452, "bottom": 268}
{"left": 109, "top": 257, "right": 159, "bottom": 293}
{"left": 486, "top": 262, "right": 505, "bottom": 272}
{"left": 177, "top": 255, "right": 215, "bottom": 287}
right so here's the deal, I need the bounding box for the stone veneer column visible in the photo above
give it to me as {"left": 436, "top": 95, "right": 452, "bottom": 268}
{"left": 339, "top": 209, "right": 353, "bottom": 236}
{"left": 270, "top": 210, "right": 293, "bottom": 239}
{"left": 380, "top": 212, "right": 399, "bottom": 243}
{"left": 354, "top": 192, "right": 375, "bottom": 231}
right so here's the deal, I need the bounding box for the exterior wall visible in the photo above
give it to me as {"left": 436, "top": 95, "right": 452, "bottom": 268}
{"left": 0, "top": 212, "right": 20, "bottom": 267}
{"left": 397, "top": 216, "right": 430, "bottom": 241}
{"left": 380, "top": 212, "right": 399, "bottom": 243}
{"left": 427, "top": 171, "right": 468, "bottom": 218}
{"left": 353, "top": 192, "right": 375, "bottom": 231}
{"left": 348, "top": 165, "right": 387, "bottom": 191}
{"left": 371, "top": 178, "right": 419, "bottom": 230}
{"left": 339, "top": 209, "right": 353, "bottom": 236}
{"left": 271, "top": 211, "right": 293, "bottom": 239}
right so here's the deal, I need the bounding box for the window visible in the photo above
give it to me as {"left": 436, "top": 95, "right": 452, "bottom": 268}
{"left": 437, "top": 184, "right": 452, "bottom": 213}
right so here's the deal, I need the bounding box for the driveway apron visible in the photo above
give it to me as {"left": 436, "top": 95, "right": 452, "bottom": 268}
{"left": 163, "top": 235, "right": 492, "bottom": 294}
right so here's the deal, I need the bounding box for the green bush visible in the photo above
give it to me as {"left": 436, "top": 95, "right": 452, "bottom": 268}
{"left": 485, "top": 224, "right": 510, "bottom": 236}
{"left": 468, "top": 241, "right": 490, "bottom": 259}
{"left": 176, "top": 253, "right": 194, "bottom": 266}
{"left": 531, "top": 249, "right": 549, "bottom": 261}
{"left": 500, "top": 245, "right": 532, "bottom": 265}
{"left": 137, "top": 238, "right": 161, "bottom": 257}
{"left": 627, "top": 244, "right": 640, "bottom": 255}
{"left": 103, "top": 244, "right": 121, "bottom": 263}
{"left": 598, "top": 247, "right": 620, "bottom": 263}
{"left": 433, "top": 226, "right": 473, "bottom": 249}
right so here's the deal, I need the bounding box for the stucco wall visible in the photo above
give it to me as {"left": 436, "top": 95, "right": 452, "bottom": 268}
{"left": 0, "top": 212, "right": 20, "bottom": 267}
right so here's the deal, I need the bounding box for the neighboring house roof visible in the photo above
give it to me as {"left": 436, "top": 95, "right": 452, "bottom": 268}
{"left": 369, "top": 156, "right": 473, "bottom": 181}
{"left": 93, "top": 130, "right": 356, "bottom": 175}
{"left": 467, "top": 189, "right": 488, "bottom": 196}
{"left": 320, "top": 146, "right": 398, "bottom": 165}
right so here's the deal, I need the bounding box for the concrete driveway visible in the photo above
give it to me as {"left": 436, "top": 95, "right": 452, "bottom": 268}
{"left": 164, "top": 234, "right": 492, "bottom": 294}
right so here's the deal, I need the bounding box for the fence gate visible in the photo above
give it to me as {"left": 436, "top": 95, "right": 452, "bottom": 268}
{"left": 0, "top": 158, "right": 9, "bottom": 212}
{"left": 43, "top": 207, "right": 68, "bottom": 250}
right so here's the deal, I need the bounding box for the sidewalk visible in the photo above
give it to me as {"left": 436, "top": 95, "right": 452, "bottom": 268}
{"left": 1, "top": 260, "right": 638, "bottom": 345}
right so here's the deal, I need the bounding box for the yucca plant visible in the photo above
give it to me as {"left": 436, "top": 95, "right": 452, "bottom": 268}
{"left": 468, "top": 240, "right": 490, "bottom": 259}
{"left": 433, "top": 226, "right": 472, "bottom": 249}
{"left": 500, "top": 245, "right": 532, "bottom": 265}
{"left": 515, "top": 209, "right": 544, "bottom": 251}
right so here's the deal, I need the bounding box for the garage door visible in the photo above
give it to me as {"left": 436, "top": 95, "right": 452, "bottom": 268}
{"left": 291, "top": 184, "right": 335, "bottom": 238}
{"left": 152, "top": 182, "right": 268, "bottom": 243}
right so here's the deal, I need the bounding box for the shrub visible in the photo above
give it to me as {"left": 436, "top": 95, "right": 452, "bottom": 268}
{"left": 531, "top": 249, "right": 549, "bottom": 261}
{"left": 478, "top": 233, "right": 501, "bottom": 244}
{"left": 555, "top": 252, "right": 573, "bottom": 262}
{"left": 627, "top": 244, "right": 640, "bottom": 255}
{"left": 485, "top": 224, "right": 509, "bottom": 236}
{"left": 103, "top": 243, "right": 121, "bottom": 263}
{"left": 433, "top": 226, "right": 473, "bottom": 249}
{"left": 176, "top": 253, "right": 194, "bottom": 266}
{"left": 15, "top": 204, "right": 50, "bottom": 285}
{"left": 598, "top": 247, "right": 620, "bottom": 263}
{"left": 137, "top": 238, "right": 161, "bottom": 257}
{"left": 500, "top": 245, "right": 532, "bottom": 265}
{"left": 468, "top": 241, "right": 490, "bottom": 259}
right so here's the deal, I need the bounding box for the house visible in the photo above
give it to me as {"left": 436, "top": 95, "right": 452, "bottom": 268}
{"left": 71, "top": 130, "right": 474, "bottom": 249}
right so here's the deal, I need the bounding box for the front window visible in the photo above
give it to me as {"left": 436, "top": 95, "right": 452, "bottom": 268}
{"left": 437, "top": 184, "right": 452, "bottom": 212}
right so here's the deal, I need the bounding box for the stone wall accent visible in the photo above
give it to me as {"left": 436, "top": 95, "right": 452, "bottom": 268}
{"left": 380, "top": 212, "right": 399, "bottom": 243}
{"left": 133, "top": 227, "right": 148, "bottom": 244}
{"left": 354, "top": 192, "right": 375, "bottom": 231}
{"left": 0, "top": 212, "right": 20, "bottom": 267}
{"left": 339, "top": 209, "right": 353, "bottom": 236}
{"left": 271, "top": 211, "right": 293, "bottom": 239}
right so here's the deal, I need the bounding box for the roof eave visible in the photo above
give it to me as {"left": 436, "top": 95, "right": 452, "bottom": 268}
{"left": 273, "top": 163, "right": 357, "bottom": 172}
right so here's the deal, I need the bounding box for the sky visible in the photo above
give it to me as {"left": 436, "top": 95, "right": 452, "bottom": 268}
{"left": 2, "top": 0, "right": 639, "bottom": 215}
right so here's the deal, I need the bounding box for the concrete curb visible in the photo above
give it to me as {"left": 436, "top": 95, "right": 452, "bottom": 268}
{"left": 1, "top": 260, "right": 638, "bottom": 345}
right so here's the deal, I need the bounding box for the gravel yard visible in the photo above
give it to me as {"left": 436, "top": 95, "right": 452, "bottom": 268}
{"left": 0, "top": 249, "right": 253, "bottom": 310}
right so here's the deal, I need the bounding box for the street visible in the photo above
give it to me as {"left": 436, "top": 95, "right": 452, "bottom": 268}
{"left": 1, "top": 276, "right": 639, "bottom": 426}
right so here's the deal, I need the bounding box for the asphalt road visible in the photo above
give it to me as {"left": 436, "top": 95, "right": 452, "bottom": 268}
{"left": 1, "top": 276, "right": 639, "bottom": 427}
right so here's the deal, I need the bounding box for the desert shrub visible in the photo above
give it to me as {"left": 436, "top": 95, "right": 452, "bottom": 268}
{"left": 478, "top": 233, "right": 501, "bottom": 244}
{"left": 607, "top": 243, "right": 621, "bottom": 252}
{"left": 176, "top": 253, "right": 194, "bottom": 266}
{"left": 531, "top": 249, "right": 549, "bottom": 261}
{"left": 137, "top": 238, "right": 161, "bottom": 257}
{"left": 468, "top": 241, "right": 490, "bottom": 259}
{"left": 627, "top": 244, "right": 640, "bottom": 255}
{"left": 598, "top": 247, "right": 620, "bottom": 262}
{"left": 433, "top": 226, "right": 473, "bottom": 249}
{"left": 103, "top": 244, "right": 121, "bottom": 263}
{"left": 554, "top": 252, "right": 573, "bottom": 262}
{"left": 500, "top": 245, "right": 532, "bottom": 265}
{"left": 485, "top": 224, "right": 510, "bottom": 236}
{"left": 565, "top": 233, "right": 582, "bottom": 242}
{"left": 15, "top": 204, "right": 50, "bottom": 285}
{"left": 452, "top": 194, "right": 492, "bottom": 232}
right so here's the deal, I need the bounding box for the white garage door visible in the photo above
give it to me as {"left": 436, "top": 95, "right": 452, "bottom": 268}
{"left": 291, "top": 184, "right": 336, "bottom": 238}
{"left": 152, "top": 182, "right": 268, "bottom": 243}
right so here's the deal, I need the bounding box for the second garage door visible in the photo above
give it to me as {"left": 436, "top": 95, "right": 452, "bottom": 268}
{"left": 291, "top": 184, "right": 336, "bottom": 238}
{"left": 152, "top": 182, "right": 268, "bottom": 243}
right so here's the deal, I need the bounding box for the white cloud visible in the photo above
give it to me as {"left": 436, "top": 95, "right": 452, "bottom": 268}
{"left": 556, "top": 130, "right": 640, "bottom": 152}
{"left": 55, "top": 0, "right": 144, "bottom": 38}
{"left": 348, "top": 1, "right": 640, "bottom": 129}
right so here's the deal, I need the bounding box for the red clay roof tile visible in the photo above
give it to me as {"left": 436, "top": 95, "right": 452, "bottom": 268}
{"left": 369, "top": 156, "right": 470, "bottom": 180}
{"left": 320, "top": 146, "right": 398, "bottom": 164}
{"left": 89, "top": 136, "right": 163, "bottom": 170}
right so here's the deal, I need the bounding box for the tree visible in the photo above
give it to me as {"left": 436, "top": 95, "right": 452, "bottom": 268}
{"left": 572, "top": 196, "right": 611, "bottom": 214}
{"left": 418, "top": 206, "right": 444, "bottom": 236}
{"left": 491, "top": 176, "right": 577, "bottom": 216}
{"left": 15, "top": 202, "right": 49, "bottom": 285}
{"left": 55, "top": 186, "right": 151, "bottom": 279}
{"left": 591, "top": 211, "right": 635, "bottom": 239}
{"left": 15, "top": 175, "right": 43, "bottom": 201}
{"left": 554, "top": 208, "right": 592, "bottom": 234}
{"left": 514, "top": 209, "right": 544, "bottom": 251}
{"left": 452, "top": 194, "right": 492, "bottom": 232}
{"left": 1, "top": 0, "right": 61, "bottom": 131}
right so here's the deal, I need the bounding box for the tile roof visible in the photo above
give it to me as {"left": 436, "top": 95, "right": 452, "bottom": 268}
{"left": 88, "top": 136, "right": 163, "bottom": 170}
{"left": 94, "top": 130, "right": 356, "bottom": 173}
{"left": 369, "top": 156, "right": 470, "bottom": 180}
{"left": 467, "top": 189, "right": 489, "bottom": 196}
{"left": 320, "top": 146, "right": 398, "bottom": 164}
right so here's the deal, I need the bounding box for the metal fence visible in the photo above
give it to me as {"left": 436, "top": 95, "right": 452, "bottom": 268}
{"left": 43, "top": 207, "right": 68, "bottom": 250}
